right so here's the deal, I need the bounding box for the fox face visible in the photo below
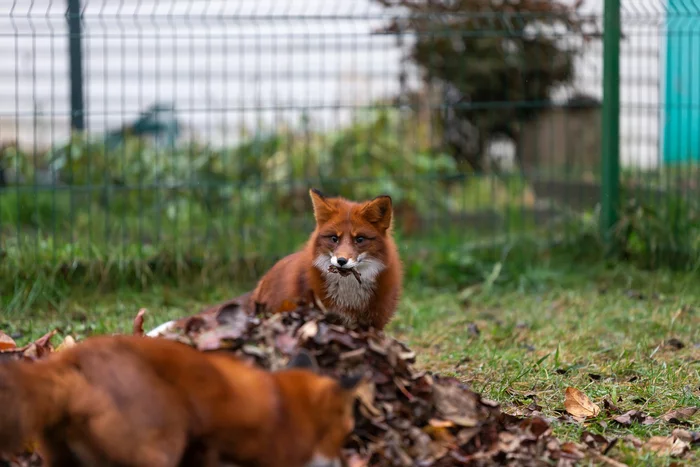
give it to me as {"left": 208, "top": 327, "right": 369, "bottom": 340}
{"left": 309, "top": 189, "right": 393, "bottom": 297}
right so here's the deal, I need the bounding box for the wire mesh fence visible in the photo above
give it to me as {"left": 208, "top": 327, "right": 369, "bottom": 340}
{"left": 0, "top": 0, "right": 698, "bottom": 274}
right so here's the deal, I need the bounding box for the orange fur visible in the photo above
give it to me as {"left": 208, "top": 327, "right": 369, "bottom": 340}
{"left": 251, "top": 189, "right": 403, "bottom": 330}
{"left": 0, "top": 335, "right": 361, "bottom": 467}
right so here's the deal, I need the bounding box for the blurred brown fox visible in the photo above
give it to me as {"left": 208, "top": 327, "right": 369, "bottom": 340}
{"left": 0, "top": 335, "right": 361, "bottom": 467}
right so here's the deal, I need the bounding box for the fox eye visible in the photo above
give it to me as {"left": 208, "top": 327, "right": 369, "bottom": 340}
{"left": 330, "top": 235, "right": 339, "bottom": 243}
{"left": 355, "top": 236, "right": 365, "bottom": 244}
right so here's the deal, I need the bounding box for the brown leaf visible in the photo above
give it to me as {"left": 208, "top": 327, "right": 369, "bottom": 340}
{"left": 662, "top": 407, "right": 698, "bottom": 424}
{"left": 22, "top": 343, "right": 39, "bottom": 360}
{"left": 560, "top": 442, "right": 585, "bottom": 460}
{"left": 339, "top": 348, "right": 366, "bottom": 361}
{"left": 55, "top": 336, "right": 76, "bottom": 353}
{"left": 622, "top": 434, "right": 644, "bottom": 448}
{"left": 613, "top": 410, "right": 656, "bottom": 426}
{"left": 432, "top": 383, "right": 482, "bottom": 427}
{"left": 194, "top": 322, "right": 249, "bottom": 351}
{"left": 586, "top": 448, "right": 629, "bottom": 467}
{"left": 0, "top": 331, "right": 17, "bottom": 350}
{"left": 355, "top": 381, "right": 382, "bottom": 419}
{"left": 564, "top": 387, "right": 600, "bottom": 419}
{"left": 132, "top": 308, "right": 146, "bottom": 336}
{"left": 274, "top": 333, "right": 298, "bottom": 356}
{"left": 344, "top": 453, "right": 369, "bottom": 467}
{"left": 580, "top": 431, "right": 610, "bottom": 450}
{"left": 422, "top": 423, "right": 456, "bottom": 446}
{"left": 21, "top": 329, "right": 58, "bottom": 360}
{"left": 644, "top": 435, "right": 690, "bottom": 457}
{"left": 602, "top": 397, "right": 621, "bottom": 413}
{"left": 519, "top": 416, "right": 551, "bottom": 438}
{"left": 672, "top": 428, "right": 700, "bottom": 444}
{"left": 34, "top": 329, "right": 57, "bottom": 350}
{"left": 297, "top": 321, "right": 319, "bottom": 342}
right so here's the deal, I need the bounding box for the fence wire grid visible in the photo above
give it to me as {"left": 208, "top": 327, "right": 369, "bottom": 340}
{"left": 0, "top": 0, "right": 699, "bottom": 272}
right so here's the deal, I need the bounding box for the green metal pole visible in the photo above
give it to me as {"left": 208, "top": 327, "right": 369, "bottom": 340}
{"left": 67, "top": 0, "right": 85, "bottom": 131}
{"left": 601, "top": 0, "right": 620, "bottom": 251}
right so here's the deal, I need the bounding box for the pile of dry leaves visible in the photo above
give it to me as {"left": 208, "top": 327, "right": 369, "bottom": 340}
{"left": 146, "top": 295, "right": 586, "bottom": 466}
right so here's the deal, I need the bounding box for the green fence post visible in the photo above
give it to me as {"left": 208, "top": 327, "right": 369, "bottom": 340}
{"left": 67, "top": 0, "right": 85, "bottom": 131}
{"left": 601, "top": 0, "right": 620, "bottom": 251}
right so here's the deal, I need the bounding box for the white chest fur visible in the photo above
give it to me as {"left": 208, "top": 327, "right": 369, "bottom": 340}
{"left": 313, "top": 254, "right": 385, "bottom": 312}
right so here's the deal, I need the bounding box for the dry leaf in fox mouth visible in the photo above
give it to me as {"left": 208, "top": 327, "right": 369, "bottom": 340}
{"left": 564, "top": 387, "right": 600, "bottom": 419}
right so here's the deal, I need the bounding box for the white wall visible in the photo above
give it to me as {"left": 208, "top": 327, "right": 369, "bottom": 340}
{"left": 0, "top": 0, "right": 663, "bottom": 169}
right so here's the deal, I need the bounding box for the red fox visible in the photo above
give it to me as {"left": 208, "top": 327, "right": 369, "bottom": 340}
{"left": 251, "top": 189, "right": 403, "bottom": 330}
{"left": 0, "top": 334, "right": 362, "bottom": 467}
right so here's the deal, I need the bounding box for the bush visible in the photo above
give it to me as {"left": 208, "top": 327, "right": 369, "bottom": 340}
{"left": 1, "top": 109, "right": 467, "bottom": 236}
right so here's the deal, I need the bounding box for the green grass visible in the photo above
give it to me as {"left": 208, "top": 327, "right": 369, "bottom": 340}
{"left": 394, "top": 264, "right": 700, "bottom": 466}
{"left": 3, "top": 261, "right": 699, "bottom": 466}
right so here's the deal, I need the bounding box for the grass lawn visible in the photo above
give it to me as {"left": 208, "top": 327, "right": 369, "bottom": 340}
{"left": 2, "top": 262, "right": 699, "bottom": 466}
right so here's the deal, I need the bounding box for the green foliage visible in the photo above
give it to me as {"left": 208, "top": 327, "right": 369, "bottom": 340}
{"left": 613, "top": 196, "right": 700, "bottom": 271}
{"left": 372, "top": 0, "right": 595, "bottom": 170}
{"left": 2, "top": 110, "right": 460, "bottom": 228}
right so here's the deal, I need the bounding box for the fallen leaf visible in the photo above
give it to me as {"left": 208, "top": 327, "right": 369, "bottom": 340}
{"left": 580, "top": 431, "right": 610, "bottom": 450}
{"left": 672, "top": 428, "right": 700, "bottom": 444}
{"left": 560, "top": 442, "right": 585, "bottom": 460}
{"left": 339, "top": 348, "right": 366, "bottom": 361}
{"left": 132, "top": 308, "right": 147, "bottom": 336}
{"left": 422, "top": 423, "right": 456, "bottom": 447}
{"left": 34, "top": 329, "right": 57, "bottom": 351}
{"left": 274, "top": 333, "right": 298, "bottom": 356}
{"left": 432, "top": 383, "right": 483, "bottom": 427}
{"left": 0, "top": 331, "right": 17, "bottom": 350}
{"left": 622, "top": 434, "right": 644, "bottom": 448}
{"left": 602, "top": 397, "right": 621, "bottom": 413}
{"left": 297, "top": 321, "right": 319, "bottom": 342}
{"left": 586, "top": 447, "right": 629, "bottom": 467}
{"left": 194, "top": 322, "right": 250, "bottom": 351}
{"left": 564, "top": 387, "right": 600, "bottom": 419}
{"left": 428, "top": 418, "right": 455, "bottom": 429}
{"left": 344, "top": 453, "right": 369, "bottom": 467}
{"left": 355, "top": 380, "right": 382, "bottom": 419}
{"left": 55, "top": 336, "right": 76, "bottom": 353}
{"left": 644, "top": 435, "right": 689, "bottom": 457}
{"left": 662, "top": 407, "right": 698, "bottom": 424}
{"left": 613, "top": 410, "right": 656, "bottom": 426}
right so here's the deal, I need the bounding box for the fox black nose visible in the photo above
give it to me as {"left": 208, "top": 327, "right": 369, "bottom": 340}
{"left": 337, "top": 257, "right": 348, "bottom": 266}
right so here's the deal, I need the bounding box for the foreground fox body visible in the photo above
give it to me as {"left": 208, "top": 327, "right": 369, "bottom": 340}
{"left": 252, "top": 189, "right": 403, "bottom": 330}
{"left": 0, "top": 335, "right": 360, "bottom": 467}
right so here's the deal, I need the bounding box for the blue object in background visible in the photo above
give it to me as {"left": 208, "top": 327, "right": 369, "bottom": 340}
{"left": 663, "top": 0, "right": 700, "bottom": 164}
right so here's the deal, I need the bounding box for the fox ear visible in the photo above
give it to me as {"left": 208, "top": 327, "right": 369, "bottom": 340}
{"left": 309, "top": 188, "right": 335, "bottom": 225}
{"left": 334, "top": 373, "right": 366, "bottom": 402}
{"left": 338, "top": 373, "right": 364, "bottom": 392}
{"left": 360, "top": 195, "right": 392, "bottom": 231}
{"left": 286, "top": 349, "right": 319, "bottom": 372}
